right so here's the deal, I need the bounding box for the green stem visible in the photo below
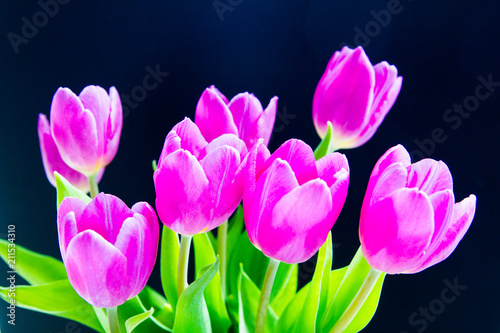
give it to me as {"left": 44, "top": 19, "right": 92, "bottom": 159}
{"left": 88, "top": 174, "right": 99, "bottom": 198}
{"left": 177, "top": 235, "right": 192, "bottom": 297}
{"left": 255, "top": 258, "right": 280, "bottom": 333}
{"left": 329, "top": 268, "right": 382, "bottom": 333}
{"left": 107, "top": 306, "right": 120, "bottom": 333}
{"left": 217, "top": 220, "right": 228, "bottom": 298}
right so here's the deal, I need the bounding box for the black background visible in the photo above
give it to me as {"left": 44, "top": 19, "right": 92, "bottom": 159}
{"left": 1, "top": 1, "right": 499, "bottom": 332}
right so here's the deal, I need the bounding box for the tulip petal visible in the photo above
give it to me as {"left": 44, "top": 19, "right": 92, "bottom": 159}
{"left": 313, "top": 46, "right": 375, "bottom": 142}
{"left": 50, "top": 87, "right": 99, "bottom": 175}
{"left": 200, "top": 145, "right": 244, "bottom": 231}
{"left": 102, "top": 86, "right": 123, "bottom": 167}
{"left": 65, "top": 230, "right": 129, "bottom": 308}
{"left": 131, "top": 202, "right": 160, "bottom": 271}
{"left": 158, "top": 131, "right": 182, "bottom": 168}
{"left": 409, "top": 194, "right": 476, "bottom": 273}
{"left": 251, "top": 96, "right": 278, "bottom": 148}
{"left": 38, "top": 114, "right": 95, "bottom": 191}
{"left": 369, "top": 162, "right": 408, "bottom": 204}
{"left": 245, "top": 158, "right": 299, "bottom": 248}
{"left": 58, "top": 197, "right": 87, "bottom": 260}
{"left": 316, "top": 152, "right": 349, "bottom": 188}
{"left": 355, "top": 62, "right": 402, "bottom": 146}
{"left": 259, "top": 139, "right": 317, "bottom": 185}
{"left": 170, "top": 118, "right": 208, "bottom": 159}
{"left": 199, "top": 133, "right": 247, "bottom": 161}
{"left": 77, "top": 193, "right": 134, "bottom": 245}
{"left": 154, "top": 150, "right": 210, "bottom": 235}
{"left": 195, "top": 87, "right": 238, "bottom": 143}
{"left": 114, "top": 215, "right": 153, "bottom": 296}
{"left": 257, "top": 179, "right": 333, "bottom": 264}
{"left": 407, "top": 159, "right": 453, "bottom": 194}
{"left": 360, "top": 188, "right": 434, "bottom": 274}
{"left": 228, "top": 92, "right": 263, "bottom": 142}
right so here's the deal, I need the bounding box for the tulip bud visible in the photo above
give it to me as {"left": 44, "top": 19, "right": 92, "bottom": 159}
{"left": 243, "top": 139, "right": 349, "bottom": 264}
{"left": 195, "top": 85, "right": 278, "bottom": 148}
{"left": 50, "top": 85, "right": 123, "bottom": 176}
{"left": 58, "top": 193, "right": 159, "bottom": 308}
{"left": 313, "top": 46, "right": 402, "bottom": 150}
{"left": 154, "top": 117, "right": 248, "bottom": 235}
{"left": 38, "top": 114, "right": 104, "bottom": 192}
{"left": 359, "top": 145, "right": 476, "bottom": 274}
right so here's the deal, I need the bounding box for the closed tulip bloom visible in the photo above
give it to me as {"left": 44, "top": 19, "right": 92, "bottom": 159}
{"left": 154, "top": 118, "right": 248, "bottom": 235}
{"left": 50, "top": 85, "right": 123, "bottom": 176}
{"left": 359, "top": 145, "right": 476, "bottom": 274}
{"left": 313, "top": 46, "right": 402, "bottom": 150}
{"left": 57, "top": 193, "right": 159, "bottom": 308}
{"left": 38, "top": 114, "right": 104, "bottom": 192}
{"left": 243, "top": 139, "right": 349, "bottom": 264}
{"left": 195, "top": 85, "right": 278, "bottom": 148}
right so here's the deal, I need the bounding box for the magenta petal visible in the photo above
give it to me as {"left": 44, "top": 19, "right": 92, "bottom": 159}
{"left": 57, "top": 197, "right": 87, "bottom": 260}
{"left": 252, "top": 96, "right": 278, "bottom": 148}
{"left": 195, "top": 87, "right": 238, "bottom": 143}
{"left": 199, "top": 134, "right": 247, "bottom": 161}
{"left": 131, "top": 202, "right": 160, "bottom": 250}
{"left": 257, "top": 179, "right": 333, "bottom": 264}
{"left": 50, "top": 87, "right": 99, "bottom": 175}
{"left": 316, "top": 152, "right": 349, "bottom": 188}
{"left": 38, "top": 114, "right": 94, "bottom": 192}
{"left": 114, "top": 215, "right": 153, "bottom": 297}
{"left": 78, "top": 193, "right": 134, "bottom": 245}
{"left": 171, "top": 118, "right": 208, "bottom": 159}
{"left": 407, "top": 159, "right": 453, "bottom": 194}
{"left": 65, "top": 230, "right": 129, "bottom": 308}
{"left": 241, "top": 140, "right": 271, "bottom": 221}
{"left": 260, "top": 139, "right": 317, "bottom": 185}
{"left": 200, "top": 145, "right": 244, "bottom": 231}
{"left": 409, "top": 195, "right": 476, "bottom": 273}
{"left": 208, "top": 85, "right": 229, "bottom": 104}
{"left": 369, "top": 162, "right": 408, "bottom": 204}
{"left": 245, "top": 159, "right": 298, "bottom": 247}
{"left": 313, "top": 46, "right": 375, "bottom": 140}
{"left": 360, "top": 188, "right": 434, "bottom": 274}
{"left": 154, "top": 150, "right": 210, "bottom": 235}
{"left": 158, "top": 131, "right": 182, "bottom": 168}
{"left": 355, "top": 62, "right": 402, "bottom": 147}
{"left": 228, "top": 93, "right": 263, "bottom": 141}
{"left": 102, "top": 86, "right": 123, "bottom": 167}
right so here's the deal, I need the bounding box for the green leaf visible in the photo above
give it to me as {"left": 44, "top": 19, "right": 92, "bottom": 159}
{"left": 0, "top": 279, "right": 104, "bottom": 332}
{"left": 55, "top": 171, "right": 91, "bottom": 208}
{"left": 193, "top": 232, "right": 231, "bottom": 332}
{"left": 0, "top": 239, "right": 67, "bottom": 285}
{"left": 160, "top": 225, "right": 180, "bottom": 311}
{"left": 227, "top": 231, "right": 269, "bottom": 297}
{"left": 138, "top": 286, "right": 174, "bottom": 331}
{"left": 173, "top": 258, "right": 220, "bottom": 333}
{"left": 320, "top": 248, "right": 386, "bottom": 332}
{"left": 269, "top": 263, "right": 297, "bottom": 317}
{"left": 238, "top": 264, "right": 278, "bottom": 333}
{"left": 125, "top": 307, "right": 154, "bottom": 333}
{"left": 313, "top": 121, "right": 334, "bottom": 160}
{"left": 292, "top": 232, "right": 332, "bottom": 332}
{"left": 227, "top": 204, "right": 244, "bottom": 256}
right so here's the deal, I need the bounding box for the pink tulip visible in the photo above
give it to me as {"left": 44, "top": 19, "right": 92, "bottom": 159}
{"left": 38, "top": 114, "right": 104, "bottom": 192}
{"left": 154, "top": 117, "right": 248, "bottom": 235}
{"left": 359, "top": 145, "right": 476, "bottom": 274}
{"left": 50, "top": 85, "right": 123, "bottom": 176}
{"left": 313, "top": 46, "right": 402, "bottom": 150}
{"left": 57, "top": 193, "right": 159, "bottom": 308}
{"left": 243, "top": 139, "right": 349, "bottom": 264}
{"left": 195, "top": 85, "right": 278, "bottom": 148}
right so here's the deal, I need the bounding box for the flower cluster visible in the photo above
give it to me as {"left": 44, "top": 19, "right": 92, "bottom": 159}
{"left": 24, "top": 46, "right": 475, "bottom": 332}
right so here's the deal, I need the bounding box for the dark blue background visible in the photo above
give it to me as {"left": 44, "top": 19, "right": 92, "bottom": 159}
{"left": 1, "top": 1, "right": 499, "bottom": 332}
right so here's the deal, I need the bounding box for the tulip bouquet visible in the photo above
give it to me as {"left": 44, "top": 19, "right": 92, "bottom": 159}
{"left": 0, "top": 46, "right": 476, "bottom": 333}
